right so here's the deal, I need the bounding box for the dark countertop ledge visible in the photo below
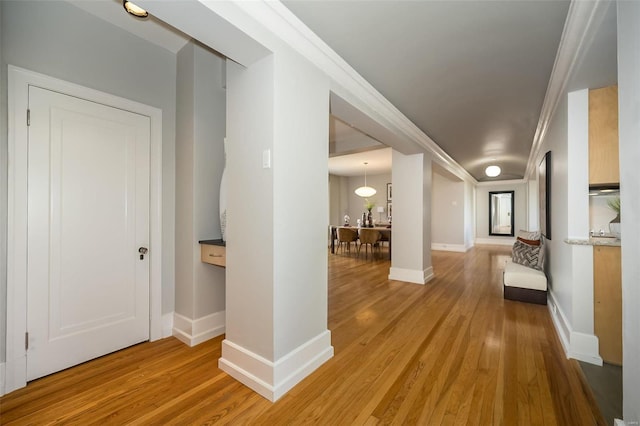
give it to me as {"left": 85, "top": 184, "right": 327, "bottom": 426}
{"left": 199, "top": 239, "right": 226, "bottom": 247}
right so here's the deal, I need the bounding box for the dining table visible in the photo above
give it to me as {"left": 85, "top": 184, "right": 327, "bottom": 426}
{"left": 330, "top": 225, "right": 391, "bottom": 259}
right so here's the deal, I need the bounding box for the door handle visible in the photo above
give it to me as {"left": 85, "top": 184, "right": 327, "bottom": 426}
{"left": 138, "top": 247, "right": 148, "bottom": 260}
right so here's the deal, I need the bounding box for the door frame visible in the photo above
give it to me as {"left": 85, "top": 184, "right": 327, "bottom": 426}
{"left": 5, "top": 66, "right": 163, "bottom": 394}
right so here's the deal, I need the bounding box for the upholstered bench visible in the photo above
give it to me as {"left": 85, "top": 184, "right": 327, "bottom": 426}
{"left": 503, "top": 259, "right": 548, "bottom": 305}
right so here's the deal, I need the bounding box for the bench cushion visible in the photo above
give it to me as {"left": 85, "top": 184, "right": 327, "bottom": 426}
{"left": 503, "top": 260, "right": 547, "bottom": 291}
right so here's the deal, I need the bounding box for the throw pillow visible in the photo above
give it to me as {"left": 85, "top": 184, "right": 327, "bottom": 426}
{"left": 517, "top": 236, "right": 540, "bottom": 246}
{"left": 512, "top": 239, "right": 542, "bottom": 270}
{"left": 517, "top": 229, "right": 541, "bottom": 241}
{"left": 536, "top": 238, "right": 546, "bottom": 271}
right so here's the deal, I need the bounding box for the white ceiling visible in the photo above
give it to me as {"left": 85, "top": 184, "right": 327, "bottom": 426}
{"left": 283, "top": 0, "right": 572, "bottom": 181}
{"left": 328, "top": 147, "right": 392, "bottom": 177}
{"left": 73, "top": 0, "right": 618, "bottom": 182}
{"left": 69, "top": 0, "right": 189, "bottom": 53}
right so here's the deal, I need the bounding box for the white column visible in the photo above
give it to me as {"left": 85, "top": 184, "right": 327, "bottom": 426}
{"left": 618, "top": 1, "right": 640, "bottom": 420}
{"left": 563, "top": 89, "right": 600, "bottom": 365}
{"left": 389, "top": 150, "right": 433, "bottom": 284}
{"left": 220, "top": 52, "right": 333, "bottom": 402}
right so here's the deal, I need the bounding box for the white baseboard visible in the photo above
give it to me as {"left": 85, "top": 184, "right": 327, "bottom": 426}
{"left": 548, "top": 292, "right": 603, "bottom": 366}
{"left": 475, "top": 237, "right": 515, "bottom": 246}
{"left": 172, "top": 311, "right": 226, "bottom": 347}
{"left": 218, "top": 330, "right": 333, "bottom": 402}
{"left": 431, "top": 243, "right": 467, "bottom": 252}
{"left": 0, "top": 362, "right": 5, "bottom": 397}
{"left": 388, "top": 266, "right": 434, "bottom": 284}
{"left": 162, "top": 312, "right": 174, "bottom": 338}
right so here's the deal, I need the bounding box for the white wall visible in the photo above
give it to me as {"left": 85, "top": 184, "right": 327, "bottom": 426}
{"left": 175, "top": 41, "right": 226, "bottom": 323}
{"left": 432, "top": 171, "right": 465, "bottom": 250}
{"left": 225, "top": 56, "right": 276, "bottom": 360}
{"left": 589, "top": 194, "right": 619, "bottom": 235}
{"left": 475, "top": 182, "right": 527, "bottom": 244}
{"left": 464, "top": 181, "right": 476, "bottom": 250}
{"left": 0, "top": 0, "right": 5, "bottom": 368}
{"left": 223, "top": 47, "right": 333, "bottom": 400}
{"left": 617, "top": 1, "right": 640, "bottom": 420}
{"left": 328, "top": 174, "right": 349, "bottom": 227}
{"left": 0, "top": 0, "right": 177, "bottom": 363}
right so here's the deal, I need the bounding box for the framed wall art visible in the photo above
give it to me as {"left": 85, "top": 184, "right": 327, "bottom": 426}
{"left": 538, "top": 151, "right": 551, "bottom": 239}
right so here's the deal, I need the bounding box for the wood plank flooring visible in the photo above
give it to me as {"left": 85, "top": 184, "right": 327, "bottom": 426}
{"left": 0, "top": 245, "right": 605, "bottom": 425}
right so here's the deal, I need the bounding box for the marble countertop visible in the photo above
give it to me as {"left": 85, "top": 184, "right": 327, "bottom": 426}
{"left": 564, "top": 237, "right": 621, "bottom": 247}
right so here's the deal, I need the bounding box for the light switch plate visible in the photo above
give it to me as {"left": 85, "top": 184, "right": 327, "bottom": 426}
{"left": 262, "top": 149, "right": 271, "bottom": 169}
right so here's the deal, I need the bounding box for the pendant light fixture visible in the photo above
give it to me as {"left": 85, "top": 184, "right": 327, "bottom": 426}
{"left": 355, "top": 162, "right": 377, "bottom": 197}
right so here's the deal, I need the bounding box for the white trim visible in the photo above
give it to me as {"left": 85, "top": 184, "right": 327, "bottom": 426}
{"left": 431, "top": 243, "right": 468, "bottom": 253}
{"left": 218, "top": 330, "right": 334, "bottom": 402}
{"left": 525, "top": 0, "right": 613, "bottom": 179}
{"left": 548, "top": 292, "right": 603, "bottom": 366}
{"left": 162, "top": 312, "right": 174, "bottom": 338}
{"left": 475, "top": 179, "right": 527, "bottom": 187}
{"left": 172, "top": 311, "right": 226, "bottom": 347}
{"left": 0, "top": 362, "right": 5, "bottom": 397}
{"left": 5, "top": 66, "right": 163, "bottom": 394}
{"left": 614, "top": 419, "right": 626, "bottom": 426}
{"left": 474, "top": 237, "right": 516, "bottom": 246}
{"left": 388, "top": 266, "right": 434, "bottom": 285}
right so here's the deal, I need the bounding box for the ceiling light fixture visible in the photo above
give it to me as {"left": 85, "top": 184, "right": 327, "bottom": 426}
{"left": 485, "top": 165, "right": 501, "bottom": 177}
{"left": 355, "top": 162, "right": 377, "bottom": 197}
{"left": 123, "top": 0, "right": 149, "bottom": 18}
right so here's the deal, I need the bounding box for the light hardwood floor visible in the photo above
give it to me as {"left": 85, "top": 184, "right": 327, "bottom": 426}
{"left": 0, "top": 245, "right": 605, "bottom": 425}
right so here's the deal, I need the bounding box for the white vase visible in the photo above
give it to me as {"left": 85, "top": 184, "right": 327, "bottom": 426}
{"left": 609, "top": 222, "right": 621, "bottom": 239}
{"left": 219, "top": 138, "right": 228, "bottom": 242}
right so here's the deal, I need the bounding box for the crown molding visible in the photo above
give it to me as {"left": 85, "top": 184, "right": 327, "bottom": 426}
{"left": 525, "top": 0, "right": 613, "bottom": 180}
{"left": 476, "top": 179, "right": 527, "bottom": 187}
{"left": 234, "top": 1, "right": 477, "bottom": 184}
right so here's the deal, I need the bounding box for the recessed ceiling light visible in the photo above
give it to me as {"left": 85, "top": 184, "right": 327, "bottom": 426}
{"left": 485, "top": 165, "right": 501, "bottom": 177}
{"left": 123, "top": 0, "right": 148, "bottom": 18}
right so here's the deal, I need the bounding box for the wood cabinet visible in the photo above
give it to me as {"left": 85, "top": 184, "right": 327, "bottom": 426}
{"left": 593, "top": 245, "right": 622, "bottom": 365}
{"left": 200, "top": 240, "right": 226, "bottom": 267}
{"left": 589, "top": 85, "right": 619, "bottom": 186}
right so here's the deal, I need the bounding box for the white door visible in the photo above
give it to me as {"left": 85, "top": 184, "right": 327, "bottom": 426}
{"left": 26, "top": 86, "right": 151, "bottom": 381}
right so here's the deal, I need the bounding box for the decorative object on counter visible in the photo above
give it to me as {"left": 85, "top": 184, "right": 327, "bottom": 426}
{"left": 364, "top": 198, "right": 376, "bottom": 227}
{"left": 355, "top": 162, "right": 376, "bottom": 197}
{"left": 607, "top": 196, "right": 621, "bottom": 238}
{"left": 219, "top": 138, "right": 228, "bottom": 242}
{"left": 387, "top": 202, "right": 392, "bottom": 223}
{"left": 356, "top": 218, "right": 361, "bottom": 228}
{"left": 343, "top": 214, "right": 350, "bottom": 226}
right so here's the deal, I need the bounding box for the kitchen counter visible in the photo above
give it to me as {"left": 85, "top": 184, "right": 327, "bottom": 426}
{"left": 199, "top": 239, "right": 226, "bottom": 267}
{"left": 565, "top": 237, "right": 621, "bottom": 247}
{"left": 199, "top": 239, "right": 225, "bottom": 247}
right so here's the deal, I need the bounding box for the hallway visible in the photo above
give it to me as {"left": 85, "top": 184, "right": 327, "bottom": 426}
{"left": 0, "top": 246, "right": 604, "bottom": 424}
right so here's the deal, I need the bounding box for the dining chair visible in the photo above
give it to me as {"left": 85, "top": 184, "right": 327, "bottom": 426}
{"left": 358, "top": 228, "right": 381, "bottom": 259}
{"left": 336, "top": 227, "right": 358, "bottom": 255}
